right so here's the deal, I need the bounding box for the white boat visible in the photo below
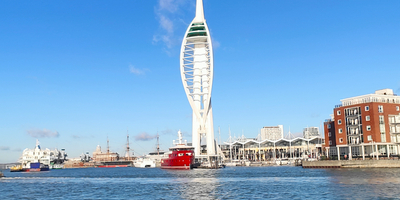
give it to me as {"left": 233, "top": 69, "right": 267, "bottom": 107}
{"left": 225, "top": 160, "right": 244, "bottom": 166}
{"left": 18, "top": 140, "right": 68, "bottom": 169}
{"left": 133, "top": 157, "right": 156, "bottom": 168}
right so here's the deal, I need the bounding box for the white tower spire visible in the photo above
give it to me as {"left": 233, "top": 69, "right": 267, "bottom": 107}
{"left": 180, "top": 0, "right": 216, "bottom": 157}
{"left": 194, "top": 0, "right": 205, "bottom": 22}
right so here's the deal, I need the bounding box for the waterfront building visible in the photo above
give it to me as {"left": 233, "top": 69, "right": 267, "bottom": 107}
{"left": 324, "top": 89, "right": 400, "bottom": 160}
{"left": 180, "top": 0, "right": 216, "bottom": 160}
{"left": 303, "top": 127, "right": 320, "bottom": 139}
{"left": 223, "top": 134, "right": 323, "bottom": 161}
{"left": 260, "top": 125, "right": 283, "bottom": 141}
{"left": 92, "top": 139, "right": 119, "bottom": 162}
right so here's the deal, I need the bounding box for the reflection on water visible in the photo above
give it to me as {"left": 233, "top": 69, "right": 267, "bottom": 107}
{"left": 2, "top": 167, "right": 400, "bottom": 199}
{"left": 166, "top": 169, "right": 220, "bottom": 199}
{"left": 324, "top": 168, "right": 400, "bottom": 199}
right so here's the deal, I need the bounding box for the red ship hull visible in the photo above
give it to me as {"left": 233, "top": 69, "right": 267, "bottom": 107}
{"left": 97, "top": 165, "right": 128, "bottom": 168}
{"left": 97, "top": 161, "right": 132, "bottom": 168}
{"left": 161, "top": 149, "right": 194, "bottom": 170}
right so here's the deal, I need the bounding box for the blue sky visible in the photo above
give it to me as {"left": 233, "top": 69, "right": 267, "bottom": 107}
{"left": 1, "top": 0, "right": 399, "bottom": 163}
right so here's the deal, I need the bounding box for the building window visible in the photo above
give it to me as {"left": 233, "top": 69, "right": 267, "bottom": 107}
{"left": 397, "top": 106, "right": 399, "bottom": 111}
{"left": 366, "top": 115, "right": 370, "bottom": 121}
{"left": 378, "top": 105, "right": 383, "bottom": 113}
{"left": 367, "top": 135, "right": 372, "bottom": 141}
{"left": 379, "top": 115, "right": 384, "bottom": 124}
{"left": 339, "top": 128, "right": 343, "bottom": 133}
{"left": 329, "top": 140, "right": 332, "bottom": 145}
{"left": 328, "top": 132, "right": 331, "bottom": 137}
{"left": 367, "top": 125, "right": 371, "bottom": 131}
{"left": 327, "top": 124, "right": 331, "bottom": 129}
{"left": 337, "top": 110, "right": 341, "bottom": 115}
{"left": 381, "top": 132, "right": 386, "bottom": 142}
{"left": 339, "top": 138, "right": 343, "bottom": 143}
{"left": 338, "top": 119, "right": 342, "bottom": 125}
{"left": 365, "top": 106, "right": 369, "bottom": 111}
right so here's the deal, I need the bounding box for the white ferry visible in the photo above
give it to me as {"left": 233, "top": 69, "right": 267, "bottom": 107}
{"left": 11, "top": 140, "right": 68, "bottom": 171}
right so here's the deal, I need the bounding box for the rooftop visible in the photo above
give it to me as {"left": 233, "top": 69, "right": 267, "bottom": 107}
{"left": 337, "top": 89, "right": 400, "bottom": 108}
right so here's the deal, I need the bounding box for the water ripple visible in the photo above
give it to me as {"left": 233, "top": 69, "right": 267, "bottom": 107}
{"left": 1, "top": 166, "right": 400, "bottom": 199}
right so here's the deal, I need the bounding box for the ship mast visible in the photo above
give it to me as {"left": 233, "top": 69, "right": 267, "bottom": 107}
{"left": 156, "top": 132, "right": 160, "bottom": 155}
{"left": 106, "top": 137, "right": 110, "bottom": 161}
{"left": 125, "top": 131, "right": 131, "bottom": 158}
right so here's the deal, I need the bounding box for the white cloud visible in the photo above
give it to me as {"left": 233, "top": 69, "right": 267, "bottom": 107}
{"left": 160, "top": 15, "right": 174, "bottom": 34}
{"left": 159, "top": 0, "right": 179, "bottom": 13}
{"left": 135, "top": 132, "right": 157, "bottom": 141}
{"left": 153, "top": 0, "right": 187, "bottom": 50}
{"left": 212, "top": 39, "right": 221, "bottom": 49}
{"left": 26, "top": 129, "right": 59, "bottom": 138}
{"left": 129, "top": 65, "right": 146, "bottom": 75}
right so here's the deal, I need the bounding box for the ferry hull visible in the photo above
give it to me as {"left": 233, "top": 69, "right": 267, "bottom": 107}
{"left": 97, "top": 161, "right": 132, "bottom": 168}
{"left": 11, "top": 167, "right": 50, "bottom": 172}
{"left": 160, "top": 165, "right": 192, "bottom": 170}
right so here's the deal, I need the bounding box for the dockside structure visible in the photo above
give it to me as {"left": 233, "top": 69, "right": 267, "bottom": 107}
{"left": 223, "top": 135, "right": 323, "bottom": 161}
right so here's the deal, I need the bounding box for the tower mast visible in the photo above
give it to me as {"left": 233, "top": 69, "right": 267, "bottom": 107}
{"left": 156, "top": 132, "right": 160, "bottom": 155}
{"left": 106, "top": 137, "right": 110, "bottom": 161}
{"left": 125, "top": 130, "right": 131, "bottom": 158}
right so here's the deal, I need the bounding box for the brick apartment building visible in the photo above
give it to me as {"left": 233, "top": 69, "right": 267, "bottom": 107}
{"left": 324, "top": 89, "right": 400, "bottom": 160}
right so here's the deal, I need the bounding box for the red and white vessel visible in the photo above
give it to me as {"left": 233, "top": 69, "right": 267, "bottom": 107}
{"left": 161, "top": 130, "right": 194, "bottom": 170}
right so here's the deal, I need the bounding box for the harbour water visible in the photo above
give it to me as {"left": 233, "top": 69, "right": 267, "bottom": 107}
{"left": 1, "top": 166, "right": 400, "bottom": 199}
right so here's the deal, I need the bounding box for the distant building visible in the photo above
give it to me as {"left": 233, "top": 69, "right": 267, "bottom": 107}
{"left": 303, "top": 127, "right": 320, "bottom": 139}
{"left": 324, "top": 89, "right": 400, "bottom": 159}
{"left": 92, "top": 143, "right": 119, "bottom": 162}
{"left": 260, "top": 125, "right": 283, "bottom": 141}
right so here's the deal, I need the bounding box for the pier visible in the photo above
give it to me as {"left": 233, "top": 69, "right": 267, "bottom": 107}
{"left": 302, "top": 160, "right": 400, "bottom": 168}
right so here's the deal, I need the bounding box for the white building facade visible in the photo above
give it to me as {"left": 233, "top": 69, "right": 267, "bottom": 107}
{"left": 303, "top": 127, "right": 320, "bottom": 139}
{"left": 260, "top": 125, "right": 284, "bottom": 141}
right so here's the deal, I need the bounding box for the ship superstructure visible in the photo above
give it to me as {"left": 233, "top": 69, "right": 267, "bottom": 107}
{"left": 20, "top": 140, "right": 67, "bottom": 169}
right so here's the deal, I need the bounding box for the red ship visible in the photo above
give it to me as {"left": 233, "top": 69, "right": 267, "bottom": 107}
{"left": 161, "top": 130, "right": 194, "bottom": 170}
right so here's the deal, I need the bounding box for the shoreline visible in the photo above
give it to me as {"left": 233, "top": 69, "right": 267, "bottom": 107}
{"left": 303, "top": 160, "right": 400, "bottom": 168}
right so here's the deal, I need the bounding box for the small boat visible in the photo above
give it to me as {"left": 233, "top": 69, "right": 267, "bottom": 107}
{"left": 225, "top": 160, "right": 243, "bottom": 167}
{"left": 161, "top": 130, "right": 194, "bottom": 170}
{"left": 133, "top": 157, "right": 156, "bottom": 168}
{"left": 50, "top": 164, "right": 64, "bottom": 169}
{"left": 0, "top": 171, "right": 4, "bottom": 178}
{"left": 10, "top": 165, "right": 23, "bottom": 172}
